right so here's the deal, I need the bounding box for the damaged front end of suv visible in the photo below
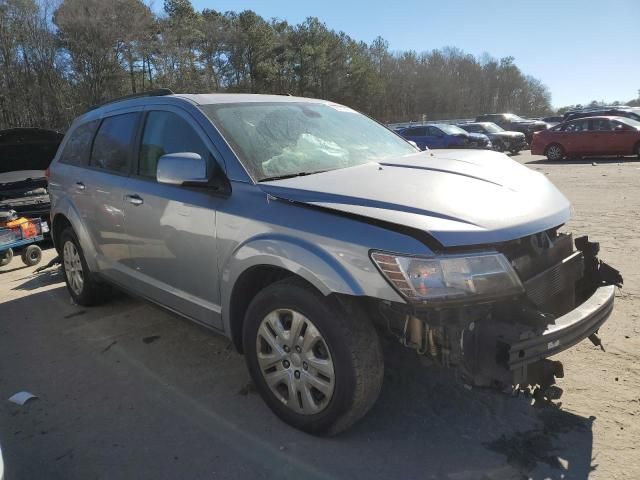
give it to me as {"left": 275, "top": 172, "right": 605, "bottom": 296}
{"left": 372, "top": 229, "right": 622, "bottom": 400}
{"left": 259, "top": 146, "right": 623, "bottom": 404}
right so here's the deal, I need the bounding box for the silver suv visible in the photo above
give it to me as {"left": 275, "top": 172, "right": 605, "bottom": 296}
{"left": 49, "top": 91, "right": 621, "bottom": 435}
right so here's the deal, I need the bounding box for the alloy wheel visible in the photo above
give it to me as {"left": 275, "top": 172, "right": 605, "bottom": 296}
{"left": 256, "top": 309, "right": 335, "bottom": 415}
{"left": 547, "top": 145, "right": 563, "bottom": 161}
{"left": 63, "top": 240, "right": 84, "bottom": 295}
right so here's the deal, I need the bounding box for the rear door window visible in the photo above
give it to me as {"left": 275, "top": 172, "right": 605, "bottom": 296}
{"left": 90, "top": 113, "right": 139, "bottom": 174}
{"left": 591, "top": 118, "right": 612, "bottom": 131}
{"left": 138, "top": 111, "right": 210, "bottom": 178}
{"left": 563, "top": 119, "right": 589, "bottom": 132}
{"left": 59, "top": 120, "right": 99, "bottom": 166}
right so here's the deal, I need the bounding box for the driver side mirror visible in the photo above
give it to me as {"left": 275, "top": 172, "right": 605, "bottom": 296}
{"left": 157, "top": 152, "right": 209, "bottom": 186}
{"left": 614, "top": 124, "right": 628, "bottom": 133}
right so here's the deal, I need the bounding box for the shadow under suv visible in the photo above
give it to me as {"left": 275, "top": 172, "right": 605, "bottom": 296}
{"left": 49, "top": 91, "right": 621, "bottom": 435}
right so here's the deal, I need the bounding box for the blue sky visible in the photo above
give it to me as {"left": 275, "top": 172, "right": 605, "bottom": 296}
{"left": 187, "top": 0, "right": 639, "bottom": 108}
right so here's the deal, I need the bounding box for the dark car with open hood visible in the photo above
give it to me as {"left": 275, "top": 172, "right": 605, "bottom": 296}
{"left": 48, "top": 91, "right": 622, "bottom": 435}
{"left": 0, "top": 127, "right": 63, "bottom": 228}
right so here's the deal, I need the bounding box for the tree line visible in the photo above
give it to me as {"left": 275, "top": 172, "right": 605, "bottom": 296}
{"left": 2, "top": 0, "right": 558, "bottom": 132}
{"left": 556, "top": 95, "right": 640, "bottom": 115}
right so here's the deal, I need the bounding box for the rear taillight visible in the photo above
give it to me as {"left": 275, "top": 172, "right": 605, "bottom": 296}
{"left": 44, "top": 167, "right": 50, "bottom": 179}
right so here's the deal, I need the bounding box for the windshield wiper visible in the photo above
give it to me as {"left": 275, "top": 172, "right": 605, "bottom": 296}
{"left": 258, "top": 169, "right": 333, "bottom": 182}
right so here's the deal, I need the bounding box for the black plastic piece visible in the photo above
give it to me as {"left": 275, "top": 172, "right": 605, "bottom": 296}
{"left": 598, "top": 261, "right": 623, "bottom": 288}
{"left": 575, "top": 236, "right": 623, "bottom": 288}
{"left": 575, "top": 235, "right": 599, "bottom": 257}
{"left": 588, "top": 332, "right": 605, "bottom": 352}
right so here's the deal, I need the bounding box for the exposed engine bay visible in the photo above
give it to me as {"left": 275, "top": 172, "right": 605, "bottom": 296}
{"left": 376, "top": 228, "right": 623, "bottom": 401}
{"left": 0, "top": 127, "right": 62, "bottom": 226}
{"left": 0, "top": 170, "right": 50, "bottom": 220}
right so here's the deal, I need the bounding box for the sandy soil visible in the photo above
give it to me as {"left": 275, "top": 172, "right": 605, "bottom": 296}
{"left": 522, "top": 153, "right": 640, "bottom": 480}
{"left": 0, "top": 151, "right": 638, "bottom": 480}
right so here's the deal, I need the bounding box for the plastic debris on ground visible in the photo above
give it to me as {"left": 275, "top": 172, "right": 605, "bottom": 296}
{"left": 8, "top": 391, "right": 38, "bottom": 405}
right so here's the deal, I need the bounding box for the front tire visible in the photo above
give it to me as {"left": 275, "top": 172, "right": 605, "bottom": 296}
{"left": 60, "top": 227, "right": 109, "bottom": 306}
{"left": 545, "top": 143, "right": 564, "bottom": 161}
{"left": 509, "top": 149, "right": 520, "bottom": 155}
{"left": 243, "top": 278, "right": 384, "bottom": 435}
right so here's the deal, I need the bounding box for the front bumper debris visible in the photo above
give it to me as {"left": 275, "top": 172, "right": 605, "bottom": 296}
{"left": 379, "top": 232, "right": 622, "bottom": 399}
{"left": 509, "top": 285, "right": 615, "bottom": 386}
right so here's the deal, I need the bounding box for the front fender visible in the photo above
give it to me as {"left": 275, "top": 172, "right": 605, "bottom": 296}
{"left": 220, "top": 233, "right": 404, "bottom": 336}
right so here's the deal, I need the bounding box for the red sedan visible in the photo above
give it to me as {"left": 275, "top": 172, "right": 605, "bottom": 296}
{"left": 531, "top": 116, "right": 640, "bottom": 161}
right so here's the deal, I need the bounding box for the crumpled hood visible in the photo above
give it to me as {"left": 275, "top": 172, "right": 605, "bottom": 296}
{"left": 258, "top": 150, "right": 571, "bottom": 248}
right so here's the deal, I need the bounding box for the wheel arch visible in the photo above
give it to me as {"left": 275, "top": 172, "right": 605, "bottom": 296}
{"left": 50, "top": 201, "right": 98, "bottom": 271}
{"left": 228, "top": 265, "right": 314, "bottom": 352}
{"left": 51, "top": 213, "right": 72, "bottom": 253}
{"left": 221, "top": 235, "right": 377, "bottom": 353}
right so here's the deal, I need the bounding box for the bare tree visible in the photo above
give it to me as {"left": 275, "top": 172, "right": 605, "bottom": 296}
{"left": 2, "top": 0, "right": 557, "bottom": 132}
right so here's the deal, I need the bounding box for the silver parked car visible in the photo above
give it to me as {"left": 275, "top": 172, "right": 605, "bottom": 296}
{"left": 48, "top": 91, "right": 622, "bottom": 435}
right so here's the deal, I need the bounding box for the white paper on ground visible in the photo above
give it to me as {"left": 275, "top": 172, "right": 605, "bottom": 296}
{"left": 8, "top": 391, "right": 38, "bottom": 405}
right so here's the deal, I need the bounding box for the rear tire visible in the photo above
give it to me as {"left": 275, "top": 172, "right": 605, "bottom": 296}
{"left": 634, "top": 142, "right": 640, "bottom": 159}
{"left": 60, "top": 227, "right": 109, "bottom": 306}
{"left": 510, "top": 149, "right": 520, "bottom": 155}
{"left": 243, "top": 278, "right": 384, "bottom": 436}
{"left": 545, "top": 143, "right": 564, "bottom": 161}
{"left": 0, "top": 248, "right": 13, "bottom": 267}
{"left": 21, "top": 245, "right": 42, "bottom": 266}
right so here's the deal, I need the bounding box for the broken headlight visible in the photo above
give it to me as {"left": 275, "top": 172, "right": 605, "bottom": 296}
{"left": 371, "top": 251, "right": 524, "bottom": 303}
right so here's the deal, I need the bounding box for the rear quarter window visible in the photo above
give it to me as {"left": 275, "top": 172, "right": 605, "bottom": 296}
{"left": 58, "top": 120, "right": 99, "bottom": 166}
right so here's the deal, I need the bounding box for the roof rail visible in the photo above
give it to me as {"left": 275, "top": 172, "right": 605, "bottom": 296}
{"left": 87, "top": 88, "right": 174, "bottom": 111}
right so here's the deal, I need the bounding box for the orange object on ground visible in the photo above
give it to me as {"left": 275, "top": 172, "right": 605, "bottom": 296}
{"left": 5, "top": 217, "right": 39, "bottom": 238}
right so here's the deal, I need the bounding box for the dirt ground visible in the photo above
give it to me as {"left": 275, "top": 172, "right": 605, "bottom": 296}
{"left": 0, "top": 151, "right": 638, "bottom": 480}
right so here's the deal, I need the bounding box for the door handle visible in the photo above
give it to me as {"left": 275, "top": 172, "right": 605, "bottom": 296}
{"left": 75, "top": 182, "right": 85, "bottom": 191}
{"left": 125, "top": 194, "right": 144, "bottom": 206}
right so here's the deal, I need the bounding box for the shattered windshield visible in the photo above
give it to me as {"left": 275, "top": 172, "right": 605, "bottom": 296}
{"left": 200, "top": 102, "right": 417, "bottom": 181}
